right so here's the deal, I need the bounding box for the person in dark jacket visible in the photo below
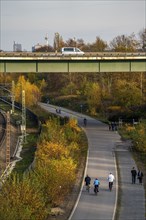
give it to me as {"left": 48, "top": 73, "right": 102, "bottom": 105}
{"left": 137, "top": 170, "right": 144, "bottom": 184}
{"left": 131, "top": 167, "right": 137, "bottom": 184}
{"left": 83, "top": 118, "right": 87, "bottom": 127}
{"left": 84, "top": 175, "right": 91, "bottom": 191}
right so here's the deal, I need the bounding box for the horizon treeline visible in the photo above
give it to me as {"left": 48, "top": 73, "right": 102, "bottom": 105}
{"left": 34, "top": 28, "right": 146, "bottom": 52}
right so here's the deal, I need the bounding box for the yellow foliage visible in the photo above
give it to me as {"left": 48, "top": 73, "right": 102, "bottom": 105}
{"left": 125, "top": 125, "right": 135, "bottom": 132}
{"left": 14, "top": 75, "right": 41, "bottom": 107}
{"left": 68, "top": 142, "right": 80, "bottom": 162}
{"left": 36, "top": 141, "right": 69, "bottom": 161}
{"left": 84, "top": 82, "right": 101, "bottom": 114}
{"left": 39, "top": 118, "right": 67, "bottom": 144}
{"left": 69, "top": 141, "right": 79, "bottom": 152}
{"left": 0, "top": 175, "right": 49, "bottom": 219}
{"left": 36, "top": 157, "right": 76, "bottom": 206}
{"left": 138, "top": 128, "right": 145, "bottom": 136}
{"left": 107, "top": 105, "right": 122, "bottom": 111}
{"left": 66, "top": 118, "right": 81, "bottom": 132}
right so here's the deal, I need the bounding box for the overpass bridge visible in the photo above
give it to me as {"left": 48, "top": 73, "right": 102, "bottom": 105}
{"left": 0, "top": 52, "right": 146, "bottom": 73}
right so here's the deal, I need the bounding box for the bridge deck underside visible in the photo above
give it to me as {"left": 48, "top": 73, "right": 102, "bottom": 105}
{"left": 0, "top": 60, "right": 146, "bottom": 73}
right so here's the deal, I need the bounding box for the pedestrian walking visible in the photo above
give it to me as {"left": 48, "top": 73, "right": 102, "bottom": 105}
{"left": 83, "top": 118, "right": 87, "bottom": 127}
{"left": 109, "top": 122, "right": 111, "bottom": 131}
{"left": 114, "top": 122, "right": 118, "bottom": 131}
{"left": 111, "top": 122, "right": 115, "bottom": 131}
{"left": 107, "top": 172, "right": 115, "bottom": 191}
{"left": 131, "top": 167, "right": 137, "bottom": 184}
{"left": 137, "top": 170, "right": 144, "bottom": 184}
{"left": 84, "top": 174, "right": 91, "bottom": 191}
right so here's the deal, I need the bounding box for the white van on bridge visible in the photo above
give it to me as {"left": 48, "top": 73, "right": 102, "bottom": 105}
{"left": 61, "top": 47, "right": 84, "bottom": 56}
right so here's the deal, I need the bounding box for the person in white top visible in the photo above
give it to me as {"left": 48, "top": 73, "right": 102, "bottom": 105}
{"left": 107, "top": 172, "right": 115, "bottom": 191}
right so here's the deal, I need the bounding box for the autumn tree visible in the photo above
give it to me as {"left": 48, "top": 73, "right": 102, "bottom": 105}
{"left": 89, "top": 36, "right": 107, "bottom": 51}
{"left": 123, "top": 122, "right": 146, "bottom": 153}
{"left": 112, "top": 79, "right": 142, "bottom": 108}
{"left": 0, "top": 116, "right": 84, "bottom": 216}
{"left": 65, "top": 38, "right": 77, "bottom": 47}
{"left": 63, "top": 118, "right": 81, "bottom": 143}
{"left": 36, "top": 141, "right": 69, "bottom": 161}
{"left": 39, "top": 118, "right": 66, "bottom": 144}
{"left": 0, "top": 73, "right": 13, "bottom": 83}
{"left": 139, "top": 28, "right": 146, "bottom": 51}
{"left": 84, "top": 82, "right": 102, "bottom": 115}
{"left": 35, "top": 158, "right": 76, "bottom": 206}
{"left": 76, "top": 38, "right": 86, "bottom": 50}
{"left": 0, "top": 174, "right": 49, "bottom": 220}
{"left": 39, "top": 78, "right": 48, "bottom": 94}
{"left": 14, "top": 75, "right": 41, "bottom": 107}
{"left": 53, "top": 32, "right": 65, "bottom": 51}
{"left": 110, "top": 33, "right": 139, "bottom": 52}
{"left": 34, "top": 118, "right": 81, "bottom": 206}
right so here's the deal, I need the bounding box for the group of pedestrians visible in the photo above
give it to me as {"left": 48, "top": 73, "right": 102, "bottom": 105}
{"left": 131, "top": 167, "right": 144, "bottom": 184}
{"left": 84, "top": 172, "right": 115, "bottom": 193}
{"left": 56, "top": 108, "right": 61, "bottom": 114}
{"left": 84, "top": 167, "right": 143, "bottom": 195}
{"left": 109, "top": 122, "right": 118, "bottom": 131}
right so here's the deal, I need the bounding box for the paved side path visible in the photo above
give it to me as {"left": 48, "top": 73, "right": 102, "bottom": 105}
{"left": 116, "top": 143, "right": 145, "bottom": 220}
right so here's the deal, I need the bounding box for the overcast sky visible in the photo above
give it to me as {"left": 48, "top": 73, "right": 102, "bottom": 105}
{"left": 1, "top": 0, "right": 146, "bottom": 51}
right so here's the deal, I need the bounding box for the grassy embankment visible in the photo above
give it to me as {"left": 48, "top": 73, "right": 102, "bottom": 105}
{"left": 0, "top": 102, "right": 88, "bottom": 219}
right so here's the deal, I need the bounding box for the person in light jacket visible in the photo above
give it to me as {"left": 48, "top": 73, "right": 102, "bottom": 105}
{"left": 107, "top": 172, "right": 115, "bottom": 191}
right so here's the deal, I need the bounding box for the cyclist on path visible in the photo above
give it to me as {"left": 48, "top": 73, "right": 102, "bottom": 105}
{"left": 93, "top": 178, "right": 100, "bottom": 193}
{"left": 107, "top": 172, "right": 115, "bottom": 191}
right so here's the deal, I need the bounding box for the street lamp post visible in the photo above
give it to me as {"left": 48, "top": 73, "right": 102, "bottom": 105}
{"left": 80, "top": 104, "right": 83, "bottom": 114}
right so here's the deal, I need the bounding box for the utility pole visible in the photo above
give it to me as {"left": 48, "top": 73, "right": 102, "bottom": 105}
{"left": 11, "top": 80, "right": 15, "bottom": 113}
{"left": 21, "top": 90, "right": 26, "bottom": 142}
{"left": 6, "top": 111, "right": 10, "bottom": 168}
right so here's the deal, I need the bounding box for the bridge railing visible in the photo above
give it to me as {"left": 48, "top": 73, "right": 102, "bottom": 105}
{"left": 0, "top": 51, "right": 146, "bottom": 57}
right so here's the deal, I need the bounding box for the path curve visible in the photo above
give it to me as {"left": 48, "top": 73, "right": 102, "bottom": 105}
{"left": 39, "top": 103, "right": 145, "bottom": 220}
{"left": 39, "top": 103, "right": 120, "bottom": 220}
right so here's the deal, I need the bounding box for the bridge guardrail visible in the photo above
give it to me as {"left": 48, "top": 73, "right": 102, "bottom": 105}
{"left": 0, "top": 51, "right": 146, "bottom": 57}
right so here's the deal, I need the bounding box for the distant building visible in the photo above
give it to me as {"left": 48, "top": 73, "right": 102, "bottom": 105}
{"left": 13, "top": 41, "right": 22, "bottom": 52}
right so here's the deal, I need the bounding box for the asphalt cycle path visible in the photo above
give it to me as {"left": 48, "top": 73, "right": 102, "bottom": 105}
{"left": 69, "top": 119, "right": 120, "bottom": 220}
{"left": 39, "top": 103, "right": 121, "bottom": 220}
